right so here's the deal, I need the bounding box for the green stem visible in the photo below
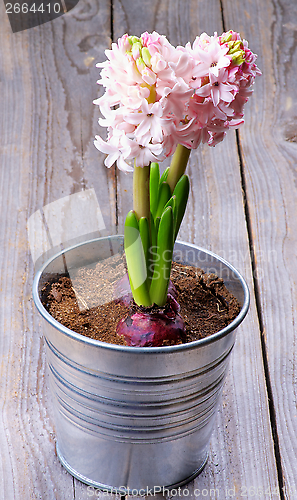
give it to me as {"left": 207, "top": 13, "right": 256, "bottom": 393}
{"left": 126, "top": 162, "right": 152, "bottom": 306}
{"left": 166, "top": 144, "right": 191, "bottom": 193}
{"left": 133, "top": 162, "right": 151, "bottom": 220}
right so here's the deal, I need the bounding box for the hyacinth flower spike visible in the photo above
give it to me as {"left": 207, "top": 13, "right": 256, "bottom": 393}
{"left": 94, "top": 31, "right": 261, "bottom": 346}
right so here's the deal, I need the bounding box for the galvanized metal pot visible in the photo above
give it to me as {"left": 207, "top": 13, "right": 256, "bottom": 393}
{"left": 33, "top": 236, "right": 249, "bottom": 493}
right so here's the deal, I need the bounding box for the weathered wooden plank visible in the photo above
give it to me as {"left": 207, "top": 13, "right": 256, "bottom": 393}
{"left": 0, "top": 1, "right": 117, "bottom": 499}
{"left": 181, "top": 142, "right": 280, "bottom": 500}
{"left": 112, "top": 1, "right": 280, "bottom": 498}
{"left": 222, "top": 0, "right": 297, "bottom": 498}
{"left": 0, "top": 17, "right": 75, "bottom": 500}
{"left": 0, "top": 0, "right": 286, "bottom": 497}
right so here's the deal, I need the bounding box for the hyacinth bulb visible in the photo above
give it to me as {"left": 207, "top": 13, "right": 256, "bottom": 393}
{"left": 116, "top": 293, "right": 186, "bottom": 347}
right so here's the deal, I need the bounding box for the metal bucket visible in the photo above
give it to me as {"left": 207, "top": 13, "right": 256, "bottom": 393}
{"left": 33, "top": 236, "right": 249, "bottom": 493}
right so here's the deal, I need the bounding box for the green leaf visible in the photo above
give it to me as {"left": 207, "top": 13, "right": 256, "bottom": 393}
{"left": 172, "top": 174, "right": 190, "bottom": 239}
{"left": 139, "top": 216, "right": 151, "bottom": 280}
{"left": 155, "top": 216, "right": 161, "bottom": 235}
{"left": 124, "top": 211, "right": 152, "bottom": 306}
{"left": 150, "top": 162, "right": 160, "bottom": 219}
{"left": 164, "top": 195, "right": 177, "bottom": 243}
{"left": 150, "top": 212, "right": 157, "bottom": 249}
{"left": 155, "top": 181, "right": 171, "bottom": 219}
{"left": 164, "top": 195, "right": 176, "bottom": 212}
{"left": 149, "top": 206, "right": 174, "bottom": 306}
{"left": 159, "top": 166, "right": 170, "bottom": 186}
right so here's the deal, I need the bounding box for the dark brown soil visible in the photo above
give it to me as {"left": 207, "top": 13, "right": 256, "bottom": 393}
{"left": 40, "top": 254, "right": 241, "bottom": 347}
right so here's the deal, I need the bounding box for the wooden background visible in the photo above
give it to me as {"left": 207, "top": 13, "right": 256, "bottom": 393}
{"left": 1, "top": 0, "right": 297, "bottom": 498}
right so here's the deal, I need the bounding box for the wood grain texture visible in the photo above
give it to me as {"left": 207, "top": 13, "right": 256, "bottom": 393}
{"left": 0, "top": 15, "right": 75, "bottom": 500}
{"left": 0, "top": 0, "right": 292, "bottom": 498}
{"left": 113, "top": 1, "right": 280, "bottom": 499}
{"left": 222, "top": 0, "right": 297, "bottom": 498}
{"left": 0, "top": 1, "right": 117, "bottom": 499}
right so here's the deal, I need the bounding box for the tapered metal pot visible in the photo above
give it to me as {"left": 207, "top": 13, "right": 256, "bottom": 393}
{"left": 33, "top": 236, "right": 249, "bottom": 493}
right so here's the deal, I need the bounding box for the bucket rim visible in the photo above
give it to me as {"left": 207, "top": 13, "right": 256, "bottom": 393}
{"left": 32, "top": 235, "right": 250, "bottom": 353}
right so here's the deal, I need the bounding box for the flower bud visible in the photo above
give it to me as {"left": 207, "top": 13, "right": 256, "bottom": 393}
{"left": 220, "top": 30, "right": 233, "bottom": 44}
{"left": 136, "top": 57, "right": 146, "bottom": 73}
{"left": 141, "top": 67, "right": 157, "bottom": 85}
{"left": 141, "top": 47, "right": 152, "bottom": 67}
{"left": 126, "top": 54, "right": 143, "bottom": 82}
{"left": 120, "top": 34, "right": 132, "bottom": 52}
{"left": 231, "top": 51, "right": 245, "bottom": 66}
{"left": 128, "top": 35, "right": 140, "bottom": 45}
{"left": 151, "top": 53, "right": 166, "bottom": 72}
{"left": 228, "top": 40, "right": 243, "bottom": 54}
{"left": 227, "top": 40, "right": 245, "bottom": 65}
{"left": 132, "top": 42, "right": 143, "bottom": 60}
